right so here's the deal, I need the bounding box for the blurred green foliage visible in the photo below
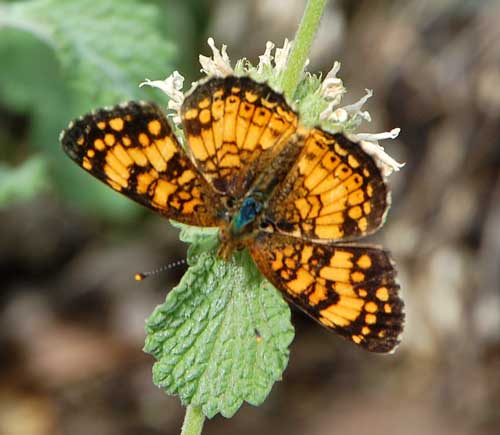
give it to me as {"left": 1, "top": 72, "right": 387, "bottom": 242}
{"left": 0, "top": 0, "right": 208, "bottom": 219}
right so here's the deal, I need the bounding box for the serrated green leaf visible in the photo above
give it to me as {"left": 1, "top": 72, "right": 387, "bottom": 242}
{"left": 145, "top": 240, "right": 294, "bottom": 418}
{"left": 0, "top": 155, "right": 49, "bottom": 206}
{"left": 3, "top": 0, "right": 176, "bottom": 109}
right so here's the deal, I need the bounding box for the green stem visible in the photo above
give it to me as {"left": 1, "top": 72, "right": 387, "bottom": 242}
{"left": 180, "top": 405, "right": 205, "bottom": 435}
{"left": 280, "top": 0, "right": 328, "bottom": 100}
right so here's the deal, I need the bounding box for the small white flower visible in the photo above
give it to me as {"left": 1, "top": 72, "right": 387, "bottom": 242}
{"left": 199, "top": 37, "right": 233, "bottom": 77}
{"left": 320, "top": 61, "right": 345, "bottom": 103}
{"left": 351, "top": 128, "right": 405, "bottom": 176}
{"left": 274, "top": 39, "right": 292, "bottom": 74}
{"left": 140, "top": 71, "right": 185, "bottom": 124}
{"left": 257, "top": 41, "right": 275, "bottom": 74}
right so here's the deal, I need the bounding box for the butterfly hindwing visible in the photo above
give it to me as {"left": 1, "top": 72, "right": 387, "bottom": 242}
{"left": 247, "top": 232, "right": 404, "bottom": 352}
{"left": 181, "top": 76, "right": 298, "bottom": 198}
{"left": 60, "top": 101, "right": 222, "bottom": 227}
{"left": 265, "top": 129, "right": 389, "bottom": 242}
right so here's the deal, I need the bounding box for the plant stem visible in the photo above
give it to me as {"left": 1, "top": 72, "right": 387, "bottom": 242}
{"left": 180, "top": 405, "right": 205, "bottom": 435}
{"left": 280, "top": 0, "right": 329, "bottom": 100}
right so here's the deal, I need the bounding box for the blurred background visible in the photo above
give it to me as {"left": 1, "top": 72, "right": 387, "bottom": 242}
{"left": 1, "top": 0, "right": 500, "bottom": 434}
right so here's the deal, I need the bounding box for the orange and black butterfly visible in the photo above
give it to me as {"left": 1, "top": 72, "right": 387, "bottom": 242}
{"left": 60, "top": 76, "right": 404, "bottom": 352}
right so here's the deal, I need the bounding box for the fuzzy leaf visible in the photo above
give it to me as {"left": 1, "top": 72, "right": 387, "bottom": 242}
{"left": 144, "top": 230, "right": 294, "bottom": 418}
{"left": 4, "top": 0, "right": 176, "bottom": 109}
{"left": 0, "top": 156, "right": 49, "bottom": 207}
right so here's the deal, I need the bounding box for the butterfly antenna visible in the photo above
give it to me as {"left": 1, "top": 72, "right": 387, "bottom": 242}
{"left": 134, "top": 259, "right": 188, "bottom": 281}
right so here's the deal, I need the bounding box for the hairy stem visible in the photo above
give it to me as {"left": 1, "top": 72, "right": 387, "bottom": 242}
{"left": 180, "top": 405, "right": 205, "bottom": 435}
{"left": 280, "top": 0, "right": 328, "bottom": 100}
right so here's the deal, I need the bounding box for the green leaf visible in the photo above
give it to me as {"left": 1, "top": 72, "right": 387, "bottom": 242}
{"left": 144, "top": 232, "right": 294, "bottom": 418}
{"left": 2, "top": 0, "right": 176, "bottom": 109}
{"left": 0, "top": 155, "right": 49, "bottom": 207}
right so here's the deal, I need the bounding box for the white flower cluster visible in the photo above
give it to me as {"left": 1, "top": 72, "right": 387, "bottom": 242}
{"left": 141, "top": 38, "right": 404, "bottom": 176}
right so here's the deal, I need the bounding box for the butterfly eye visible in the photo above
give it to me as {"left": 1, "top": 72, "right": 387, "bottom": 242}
{"left": 224, "top": 197, "right": 235, "bottom": 208}
{"left": 259, "top": 219, "right": 272, "bottom": 229}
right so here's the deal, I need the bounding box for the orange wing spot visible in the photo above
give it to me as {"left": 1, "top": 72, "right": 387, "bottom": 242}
{"left": 189, "top": 135, "right": 209, "bottom": 160}
{"left": 97, "top": 121, "right": 106, "bottom": 130}
{"left": 348, "top": 206, "right": 362, "bottom": 220}
{"left": 334, "top": 143, "right": 347, "bottom": 156}
{"left": 348, "top": 189, "right": 365, "bottom": 206}
{"left": 260, "top": 97, "right": 278, "bottom": 109}
{"left": 109, "top": 117, "right": 124, "bottom": 131}
{"left": 155, "top": 137, "right": 177, "bottom": 162}
{"left": 77, "top": 136, "right": 84, "bottom": 145}
{"left": 144, "top": 145, "right": 167, "bottom": 172}
{"left": 139, "top": 133, "right": 150, "bottom": 146}
{"left": 182, "top": 198, "right": 202, "bottom": 214}
{"left": 348, "top": 154, "right": 360, "bottom": 168}
{"left": 363, "top": 168, "right": 370, "bottom": 177}
{"left": 351, "top": 335, "right": 363, "bottom": 344}
{"left": 198, "top": 98, "right": 210, "bottom": 109}
{"left": 252, "top": 107, "right": 271, "bottom": 127}
{"left": 177, "top": 169, "right": 196, "bottom": 185}
{"left": 334, "top": 282, "right": 356, "bottom": 297}
{"left": 339, "top": 295, "right": 364, "bottom": 311}
{"left": 152, "top": 179, "right": 176, "bottom": 206}
{"left": 184, "top": 108, "right": 198, "bottom": 120}
{"left": 363, "top": 201, "right": 372, "bottom": 215}
{"left": 122, "top": 136, "right": 132, "bottom": 146}
{"left": 315, "top": 225, "right": 343, "bottom": 240}
{"left": 378, "top": 330, "right": 386, "bottom": 338}
{"left": 308, "top": 283, "right": 328, "bottom": 305}
{"left": 199, "top": 109, "right": 211, "bottom": 124}
{"left": 104, "top": 164, "right": 128, "bottom": 188}
{"left": 136, "top": 171, "right": 156, "bottom": 194}
{"left": 105, "top": 152, "right": 130, "bottom": 180}
{"left": 315, "top": 212, "right": 344, "bottom": 226}
{"left": 351, "top": 271, "right": 365, "bottom": 283}
{"left": 384, "top": 304, "right": 392, "bottom": 313}
{"left": 127, "top": 147, "right": 148, "bottom": 166}
{"left": 148, "top": 120, "right": 162, "bottom": 136}
{"left": 358, "top": 217, "right": 368, "bottom": 232}
{"left": 357, "top": 254, "right": 372, "bottom": 269}
{"left": 294, "top": 198, "right": 312, "bottom": 220}
{"left": 364, "top": 301, "right": 378, "bottom": 313}
{"left": 300, "top": 245, "right": 314, "bottom": 264}
{"left": 361, "top": 326, "right": 371, "bottom": 335}
{"left": 82, "top": 158, "right": 92, "bottom": 170}
{"left": 113, "top": 144, "right": 134, "bottom": 167}
{"left": 104, "top": 133, "right": 116, "bottom": 146}
{"left": 244, "top": 91, "right": 258, "bottom": 103}
{"left": 376, "top": 287, "right": 389, "bottom": 301}
{"left": 358, "top": 289, "right": 368, "bottom": 297}
{"left": 87, "top": 149, "right": 95, "bottom": 158}
{"left": 107, "top": 179, "right": 123, "bottom": 191}
{"left": 329, "top": 250, "right": 354, "bottom": 268}
{"left": 366, "top": 184, "right": 374, "bottom": 197}
{"left": 319, "top": 267, "right": 350, "bottom": 283}
{"left": 365, "top": 314, "right": 377, "bottom": 325}
{"left": 219, "top": 153, "right": 240, "bottom": 168}
{"left": 287, "top": 268, "right": 314, "bottom": 295}
{"left": 320, "top": 309, "right": 351, "bottom": 327}
{"left": 231, "top": 86, "right": 241, "bottom": 94}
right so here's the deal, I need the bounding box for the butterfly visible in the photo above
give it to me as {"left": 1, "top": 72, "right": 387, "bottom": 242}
{"left": 60, "top": 75, "right": 404, "bottom": 353}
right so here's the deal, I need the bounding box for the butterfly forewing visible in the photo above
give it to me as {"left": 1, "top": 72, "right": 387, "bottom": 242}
{"left": 181, "top": 76, "right": 298, "bottom": 198}
{"left": 60, "top": 101, "right": 221, "bottom": 227}
{"left": 265, "top": 129, "right": 389, "bottom": 242}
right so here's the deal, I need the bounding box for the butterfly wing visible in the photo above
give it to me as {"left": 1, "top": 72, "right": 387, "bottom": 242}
{"left": 181, "top": 76, "right": 298, "bottom": 198}
{"left": 60, "top": 101, "right": 222, "bottom": 226}
{"left": 265, "top": 129, "right": 389, "bottom": 242}
{"left": 247, "top": 232, "right": 404, "bottom": 352}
